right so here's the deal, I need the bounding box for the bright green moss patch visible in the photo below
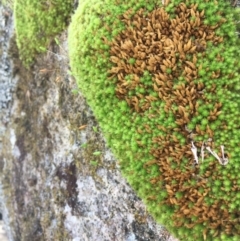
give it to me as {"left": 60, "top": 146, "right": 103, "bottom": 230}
{"left": 68, "top": 0, "right": 240, "bottom": 240}
{"left": 2, "top": 0, "right": 14, "bottom": 8}
{"left": 14, "top": 0, "right": 74, "bottom": 66}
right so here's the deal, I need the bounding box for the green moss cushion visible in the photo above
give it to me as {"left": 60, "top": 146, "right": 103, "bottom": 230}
{"left": 14, "top": 0, "right": 74, "bottom": 65}
{"left": 68, "top": 0, "right": 240, "bottom": 240}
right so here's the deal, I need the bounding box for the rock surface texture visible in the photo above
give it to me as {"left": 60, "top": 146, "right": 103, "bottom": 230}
{"left": 0, "top": 3, "right": 177, "bottom": 241}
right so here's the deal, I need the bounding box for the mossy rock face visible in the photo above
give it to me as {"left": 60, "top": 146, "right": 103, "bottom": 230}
{"left": 68, "top": 0, "right": 240, "bottom": 240}
{"left": 14, "top": 0, "right": 74, "bottom": 66}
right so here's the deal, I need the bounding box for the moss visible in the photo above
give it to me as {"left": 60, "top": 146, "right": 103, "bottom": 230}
{"left": 2, "top": 0, "right": 14, "bottom": 8}
{"left": 13, "top": 0, "right": 74, "bottom": 66}
{"left": 68, "top": 0, "right": 240, "bottom": 240}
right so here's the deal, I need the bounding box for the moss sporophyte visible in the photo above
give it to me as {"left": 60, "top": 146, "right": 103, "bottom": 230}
{"left": 68, "top": 0, "right": 240, "bottom": 240}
